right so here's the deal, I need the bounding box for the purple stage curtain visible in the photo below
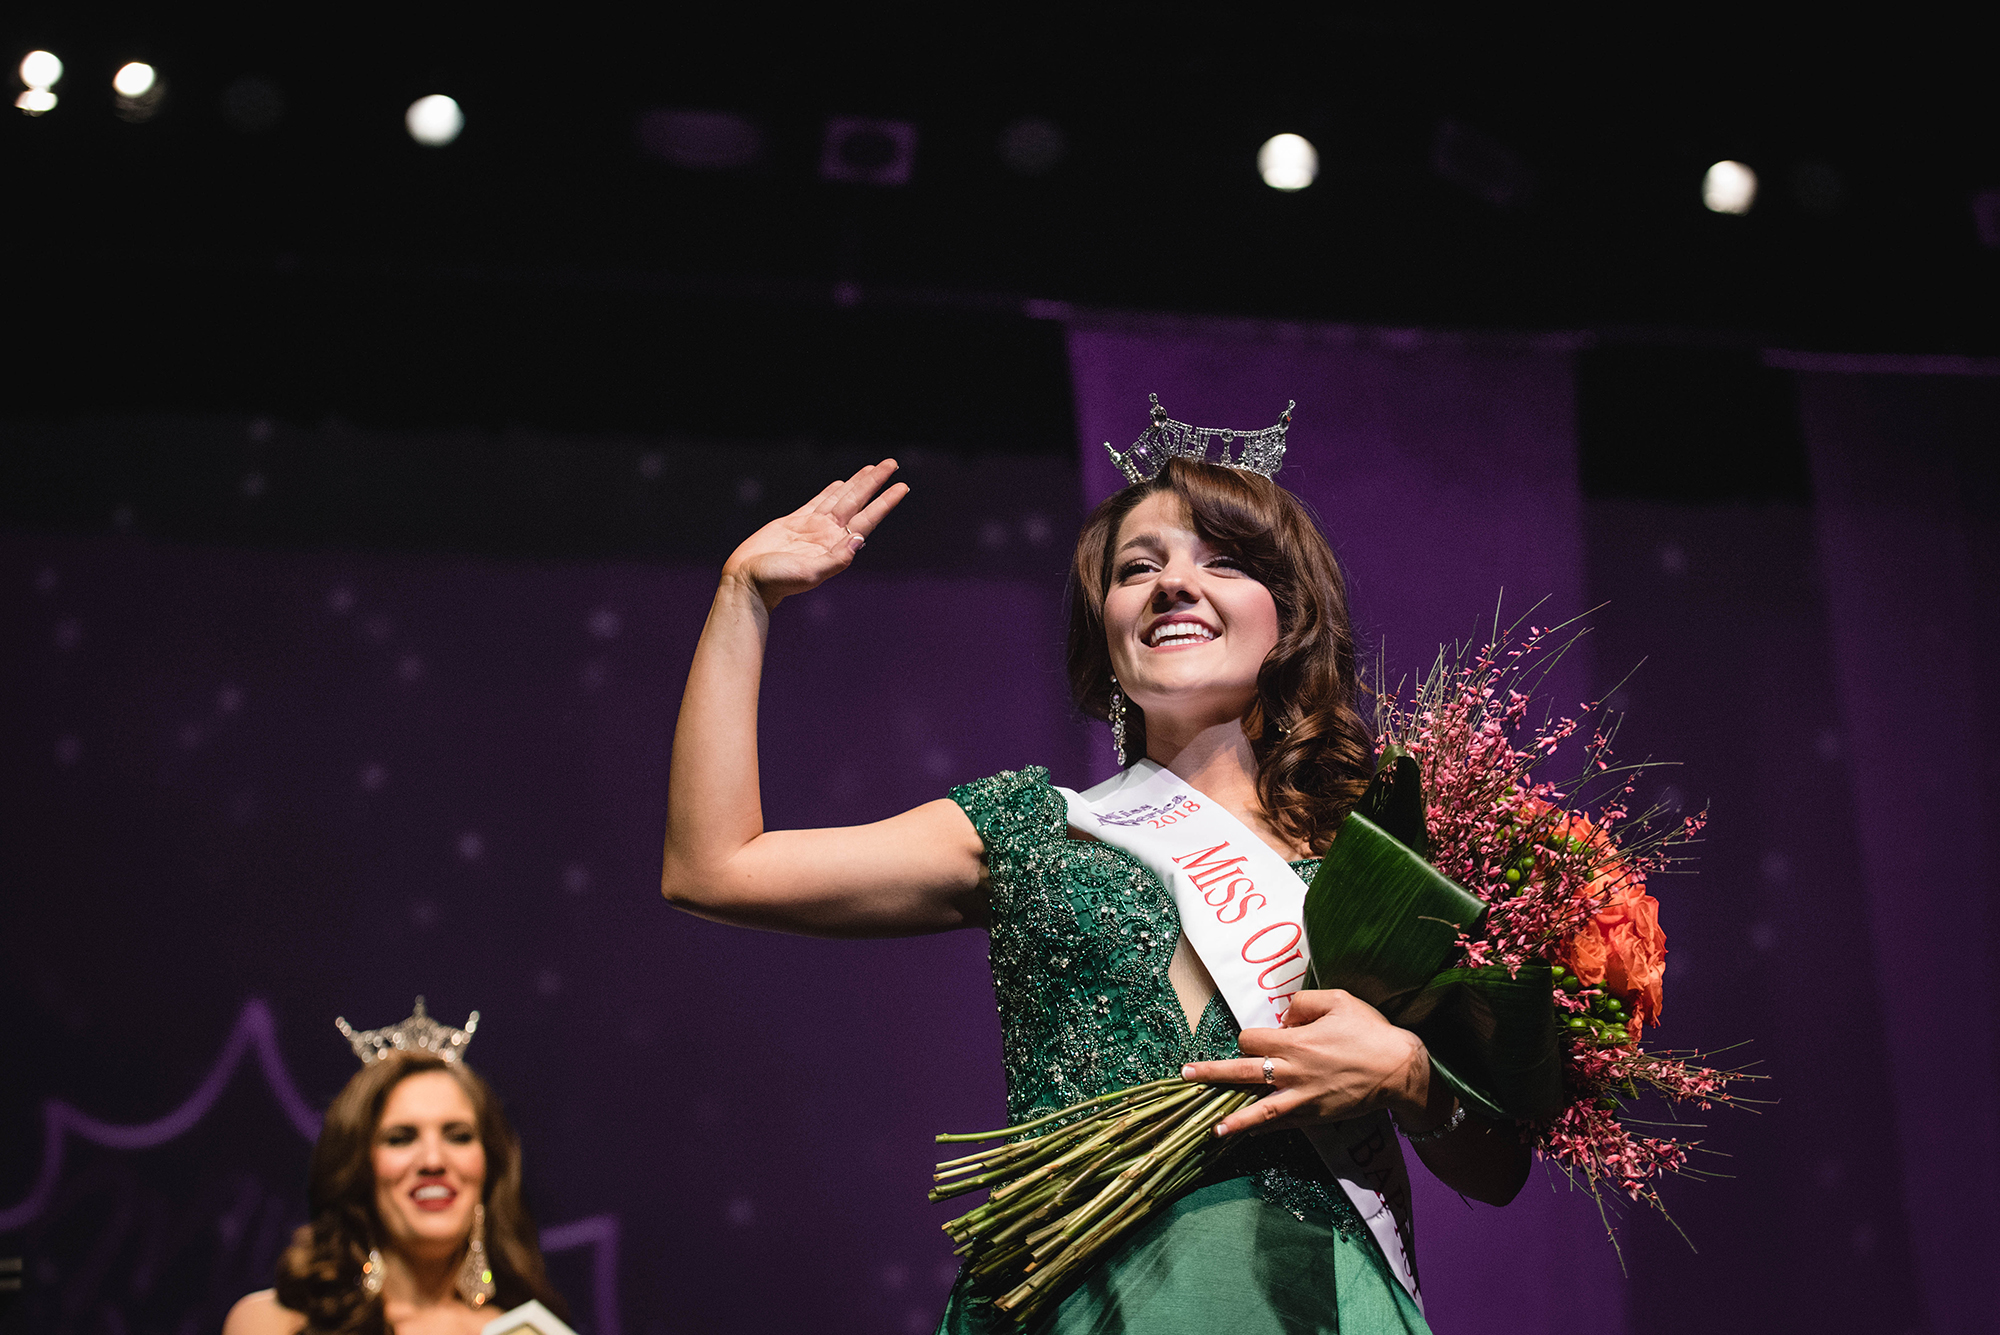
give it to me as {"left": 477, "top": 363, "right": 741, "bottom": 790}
{"left": 1067, "top": 315, "right": 1620, "bottom": 1335}
{"left": 12, "top": 351, "right": 1997, "bottom": 1335}
{"left": 0, "top": 524, "right": 1073, "bottom": 1334}
{"left": 1797, "top": 365, "right": 2000, "bottom": 1335}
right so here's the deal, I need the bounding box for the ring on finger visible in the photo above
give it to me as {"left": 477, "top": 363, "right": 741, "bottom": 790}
{"left": 1261, "top": 1057, "right": 1276, "bottom": 1085}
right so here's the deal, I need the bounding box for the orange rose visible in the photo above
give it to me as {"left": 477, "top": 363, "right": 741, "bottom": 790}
{"left": 1563, "top": 871, "right": 1666, "bottom": 1032}
{"left": 1566, "top": 912, "right": 1609, "bottom": 986}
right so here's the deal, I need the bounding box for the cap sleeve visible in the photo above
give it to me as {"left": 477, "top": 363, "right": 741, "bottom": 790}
{"left": 949, "top": 766, "right": 1068, "bottom": 912}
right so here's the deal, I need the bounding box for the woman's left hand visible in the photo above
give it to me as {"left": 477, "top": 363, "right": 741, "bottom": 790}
{"left": 1181, "top": 989, "right": 1431, "bottom": 1138}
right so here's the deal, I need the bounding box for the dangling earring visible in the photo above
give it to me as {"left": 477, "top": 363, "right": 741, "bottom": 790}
{"left": 361, "top": 1247, "right": 385, "bottom": 1298}
{"left": 1109, "top": 674, "right": 1128, "bottom": 768}
{"left": 456, "top": 1202, "right": 497, "bottom": 1308}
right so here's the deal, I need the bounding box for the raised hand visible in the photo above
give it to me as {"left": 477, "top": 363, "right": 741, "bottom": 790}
{"left": 720, "top": 460, "right": 910, "bottom": 609}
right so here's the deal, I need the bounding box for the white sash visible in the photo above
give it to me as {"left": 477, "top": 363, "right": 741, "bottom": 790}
{"left": 1057, "top": 760, "right": 1422, "bottom": 1307}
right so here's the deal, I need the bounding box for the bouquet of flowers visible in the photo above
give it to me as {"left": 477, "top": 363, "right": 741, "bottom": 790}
{"left": 1363, "top": 624, "right": 1744, "bottom": 1212}
{"left": 929, "top": 622, "right": 1744, "bottom": 1321}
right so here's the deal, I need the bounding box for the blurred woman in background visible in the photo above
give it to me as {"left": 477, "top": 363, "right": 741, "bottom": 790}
{"left": 224, "top": 1025, "right": 565, "bottom": 1335}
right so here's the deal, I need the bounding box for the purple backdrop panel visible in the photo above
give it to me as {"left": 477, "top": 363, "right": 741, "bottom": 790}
{"left": 1066, "top": 318, "right": 1617, "bottom": 1335}
{"left": 1581, "top": 499, "right": 1921, "bottom": 1334}
{"left": 0, "top": 531, "right": 1083, "bottom": 1335}
{"left": 1800, "top": 369, "right": 2000, "bottom": 1335}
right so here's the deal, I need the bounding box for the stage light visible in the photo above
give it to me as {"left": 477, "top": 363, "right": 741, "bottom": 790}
{"left": 113, "top": 61, "right": 164, "bottom": 122}
{"left": 405, "top": 94, "right": 463, "bottom": 147}
{"left": 1257, "top": 134, "right": 1318, "bottom": 191}
{"left": 17, "top": 49, "right": 61, "bottom": 115}
{"left": 19, "top": 50, "right": 60, "bottom": 89}
{"left": 112, "top": 62, "right": 155, "bottom": 97}
{"left": 1703, "top": 160, "right": 1757, "bottom": 215}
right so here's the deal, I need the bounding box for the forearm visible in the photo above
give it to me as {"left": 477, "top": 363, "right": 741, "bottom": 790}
{"left": 661, "top": 574, "right": 775, "bottom": 900}
{"left": 659, "top": 566, "right": 988, "bottom": 935}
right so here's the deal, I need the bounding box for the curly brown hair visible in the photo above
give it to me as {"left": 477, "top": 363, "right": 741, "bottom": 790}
{"left": 272, "top": 1051, "right": 566, "bottom": 1335}
{"left": 1065, "top": 457, "right": 1375, "bottom": 854}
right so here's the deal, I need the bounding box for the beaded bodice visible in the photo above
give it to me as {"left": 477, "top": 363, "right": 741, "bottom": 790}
{"left": 951, "top": 766, "right": 1360, "bottom": 1231}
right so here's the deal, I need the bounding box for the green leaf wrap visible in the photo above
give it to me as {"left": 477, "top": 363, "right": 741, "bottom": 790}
{"left": 1304, "top": 808, "right": 1564, "bottom": 1122}
{"left": 1303, "top": 812, "right": 1484, "bottom": 1010}
{"left": 1401, "top": 966, "right": 1564, "bottom": 1121}
{"left": 1358, "top": 751, "right": 1431, "bottom": 861}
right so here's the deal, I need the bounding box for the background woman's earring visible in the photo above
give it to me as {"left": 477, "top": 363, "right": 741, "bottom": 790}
{"left": 456, "top": 1202, "right": 497, "bottom": 1308}
{"left": 1109, "top": 675, "right": 1128, "bottom": 767}
{"left": 361, "top": 1248, "right": 385, "bottom": 1297}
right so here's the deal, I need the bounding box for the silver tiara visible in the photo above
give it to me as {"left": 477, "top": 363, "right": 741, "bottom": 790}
{"left": 1103, "top": 393, "right": 1294, "bottom": 485}
{"left": 335, "top": 996, "right": 480, "bottom": 1065}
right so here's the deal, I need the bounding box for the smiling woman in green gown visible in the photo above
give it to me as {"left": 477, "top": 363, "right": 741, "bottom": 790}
{"left": 660, "top": 453, "right": 1529, "bottom": 1332}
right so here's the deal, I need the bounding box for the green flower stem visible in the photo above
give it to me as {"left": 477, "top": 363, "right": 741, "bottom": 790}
{"left": 982, "top": 1086, "right": 1203, "bottom": 1206}
{"left": 933, "top": 1085, "right": 1203, "bottom": 1203}
{"left": 995, "top": 1089, "right": 1253, "bottom": 1318}
{"left": 1034, "top": 1097, "right": 1196, "bottom": 1210}
{"left": 935, "top": 1112, "right": 1108, "bottom": 1180}
{"left": 937, "top": 1079, "right": 1265, "bottom": 1325}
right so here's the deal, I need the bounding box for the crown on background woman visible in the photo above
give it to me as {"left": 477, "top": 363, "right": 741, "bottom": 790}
{"left": 1103, "top": 393, "right": 1294, "bottom": 485}
{"left": 335, "top": 996, "right": 480, "bottom": 1065}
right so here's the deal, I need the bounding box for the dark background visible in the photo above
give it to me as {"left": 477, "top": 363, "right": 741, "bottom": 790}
{"left": 4, "top": 8, "right": 1997, "bottom": 1335}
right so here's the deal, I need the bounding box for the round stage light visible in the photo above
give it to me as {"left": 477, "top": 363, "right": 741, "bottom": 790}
{"left": 1702, "top": 160, "right": 1757, "bottom": 215}
{"left": 1257, "top": 134, "right": 1319, "bottom": 191}
{"left": 19, "top": 50, "right": 62, "bottom": 90}
{"left": 113, "top": 62, "right": 156, "bottom": 97}
{"left": 405, "top": 94, "right": 464, "bottom": 147}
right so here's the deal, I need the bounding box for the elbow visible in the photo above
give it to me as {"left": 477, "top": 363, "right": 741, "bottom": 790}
{"left": 659, "top": 852, "right": 716, "bottom": 912}
{"left": 1470, "top": 1143, "right": 1533, "bottom": 1208}
{"left": 661, "top": 838, "right": 771, "bottom": 923}
{"left": 1468, "top": 1176, "right": 1526, "bottom": 1209}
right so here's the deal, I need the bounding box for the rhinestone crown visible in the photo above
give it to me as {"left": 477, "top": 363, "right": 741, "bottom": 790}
{"left": 336, "top": 996, "right": 479, "bottom": 1065}
{"left": 1103, "top": 393, "right": 1294, "bottom": 486}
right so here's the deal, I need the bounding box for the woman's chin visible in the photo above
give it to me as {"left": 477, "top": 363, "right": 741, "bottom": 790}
{"left": 1127, "top": 683, "right": 1259, "bottom": 728}
{"left": 388, "top": 1218, "right": 474, "bottom": 1257}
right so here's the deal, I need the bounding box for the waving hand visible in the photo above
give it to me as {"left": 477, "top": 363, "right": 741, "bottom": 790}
{"left": 723, "top": 459, "right": 909, "bottom": 608}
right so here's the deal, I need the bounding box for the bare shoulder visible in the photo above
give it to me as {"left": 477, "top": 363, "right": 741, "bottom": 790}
{"left": 223, "top": 1290, "right": 307, "bottom": 1335}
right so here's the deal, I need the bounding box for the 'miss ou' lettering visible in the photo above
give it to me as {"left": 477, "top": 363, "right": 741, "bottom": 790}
{"left": 1170, "top": 840, "right": 1309, "bottom": 1016}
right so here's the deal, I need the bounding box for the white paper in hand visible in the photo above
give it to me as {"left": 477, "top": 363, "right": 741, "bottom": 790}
{"left": 480, "top": 1299, "right": 577, "bottom": 1335}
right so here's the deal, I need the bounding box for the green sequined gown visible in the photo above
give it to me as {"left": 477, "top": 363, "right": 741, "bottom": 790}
{"left": 938, "top": 768, "right": 1432, "bottom": 1335}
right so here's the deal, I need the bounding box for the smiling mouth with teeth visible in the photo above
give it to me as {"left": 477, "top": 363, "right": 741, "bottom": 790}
{"left": 1147, "top": 621, "right": 1217, "bottom": 647}
{"left": 412, "top": 1185, "right": 456, "bottom": 1202}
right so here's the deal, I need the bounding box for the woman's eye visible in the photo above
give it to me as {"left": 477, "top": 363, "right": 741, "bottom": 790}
{"left": 445, "top": 1127, "right": 477, "bottom": 1145}
{"left": 381, "top": 1127, "right": 416, "bottom": 1146}
{"left": 1116, "top": 561, "right": 1156, "bottom": 580}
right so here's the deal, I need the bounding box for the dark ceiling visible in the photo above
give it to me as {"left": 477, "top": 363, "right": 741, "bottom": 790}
{"left": 4, "top": 8, "right": 1996, "bottom": 439}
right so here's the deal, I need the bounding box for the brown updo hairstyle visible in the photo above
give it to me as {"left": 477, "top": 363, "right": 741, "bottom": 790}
{"left": 1066, "top": 457, "right": 1375, "bottom": 854}
{"left": 273, "top": 1051, "right": 566, "bottom": 1334}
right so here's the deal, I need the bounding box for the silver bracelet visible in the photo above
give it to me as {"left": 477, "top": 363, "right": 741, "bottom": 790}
{"left": 1398, "top": 1100, "right": 1466, "bottom": 1144}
